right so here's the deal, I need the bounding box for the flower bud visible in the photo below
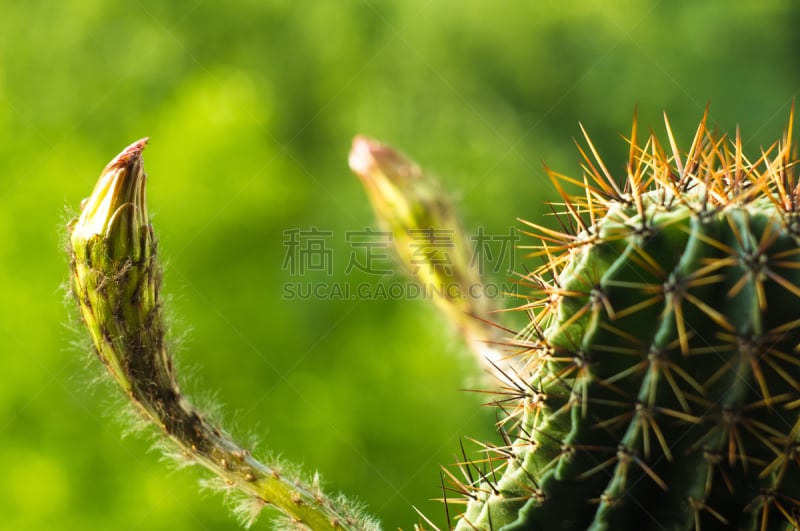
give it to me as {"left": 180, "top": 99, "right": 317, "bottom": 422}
{"left": 68, "top": 138, "right": 163, "bottom": 396}
{"left": 350, "top": 136, "right": 507, "bottom": 377}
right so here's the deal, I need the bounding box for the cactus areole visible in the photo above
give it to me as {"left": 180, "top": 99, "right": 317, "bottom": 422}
{"left": 454, "top": 112, "right": 800, "bottom": 531}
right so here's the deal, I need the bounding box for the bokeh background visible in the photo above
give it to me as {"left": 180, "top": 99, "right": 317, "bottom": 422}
{"left": 2, "top": 1, "right": 799, "bottom": 529}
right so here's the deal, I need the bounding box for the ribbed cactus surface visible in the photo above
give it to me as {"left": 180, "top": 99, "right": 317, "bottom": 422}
{"left": 455, "top": 114, "right": 800, "bottom": 531}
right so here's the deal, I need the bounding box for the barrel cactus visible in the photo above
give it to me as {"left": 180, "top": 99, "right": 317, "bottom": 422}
{"left": 66, "top": 109, "right": 800, "bottom": 531}
{"left": 451, "top": 111, "right": 800, "bottom": 531}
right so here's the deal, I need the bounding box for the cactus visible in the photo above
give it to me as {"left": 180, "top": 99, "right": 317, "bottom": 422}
{"left": 450, "top": 111, "right": 800, "bottom": 531}
{"left": 66, "top": 109, "right": 800, "bottom": 531}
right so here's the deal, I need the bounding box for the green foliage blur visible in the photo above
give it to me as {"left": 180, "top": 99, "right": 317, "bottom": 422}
{"left": 1, "top": 1, "right": 799, "bottom": 529}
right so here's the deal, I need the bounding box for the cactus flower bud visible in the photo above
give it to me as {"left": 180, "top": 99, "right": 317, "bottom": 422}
{"left": 350, "top": 136, "right": 509, "bottom": 380}
{"left": 69, "top": 140, "right": 375, "bottom": 531}
{"left": 68, "top": 138, "right": 157, "bottom": 395}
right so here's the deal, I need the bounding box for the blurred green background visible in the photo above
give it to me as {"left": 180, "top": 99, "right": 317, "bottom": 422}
{"left": 2, "top": 1, "right": 799, "bottom": 529}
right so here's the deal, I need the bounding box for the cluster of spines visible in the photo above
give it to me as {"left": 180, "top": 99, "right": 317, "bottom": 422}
{"left": 443, "top": 109, "right": 800, "bottom": 531}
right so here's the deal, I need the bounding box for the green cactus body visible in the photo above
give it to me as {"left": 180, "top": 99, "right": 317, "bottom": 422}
{"left": 455, "top": 116, "right": 800, "bottom": 530}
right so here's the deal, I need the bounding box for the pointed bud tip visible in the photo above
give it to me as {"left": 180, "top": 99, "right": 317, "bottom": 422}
{"left": 349, "top": 135, "right": 416, "bottom": 187}
{"left": 71, "top": 139, "right": 150, "bottom": 244}
{"left": 348, "top": 135, "right": 378, "bottom": 177}
{"left": 106, "top": 137, "right": 149, "bottom": 171}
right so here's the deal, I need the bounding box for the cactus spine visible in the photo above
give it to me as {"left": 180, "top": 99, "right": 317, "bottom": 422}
{"left": 453, "top": 112, "right": 800, "bottom": 531}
